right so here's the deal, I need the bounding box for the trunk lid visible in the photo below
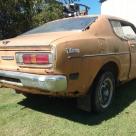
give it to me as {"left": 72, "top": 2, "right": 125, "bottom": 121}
{"left": 0, "top": 31, "right": 77, "bottom": 47}
{"left": 0, "top": 31, "right": 80, "bottom": 71}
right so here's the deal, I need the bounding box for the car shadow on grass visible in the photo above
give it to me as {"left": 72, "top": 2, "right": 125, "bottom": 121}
{"left": 19, "top": 80, "right": 136, "bottom": 125}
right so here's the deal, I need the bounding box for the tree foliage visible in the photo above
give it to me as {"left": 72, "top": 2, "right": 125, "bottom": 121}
{"left": 0, "top": 0, "right": 63, "bottom": 40}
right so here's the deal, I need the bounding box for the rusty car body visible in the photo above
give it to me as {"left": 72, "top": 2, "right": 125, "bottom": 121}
{"left": 0, "top": 15, "right": 136, "bottom": 112}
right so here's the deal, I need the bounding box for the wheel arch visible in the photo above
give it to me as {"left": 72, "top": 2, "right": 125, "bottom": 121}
{"left": 89, "top": 60, "right": 120, "bottom": 94}
{"left": 98, "top": 61, "right": 119, "bottom": 82}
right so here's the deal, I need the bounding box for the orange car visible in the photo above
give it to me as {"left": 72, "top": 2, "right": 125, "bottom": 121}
{"left": 0, "top": 15, "right": 136, "bottom": 112}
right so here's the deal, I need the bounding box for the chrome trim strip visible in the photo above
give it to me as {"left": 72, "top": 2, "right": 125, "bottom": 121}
{"left": 18, "top": 64, "right": 53, "bottom": 69}
{"left": 83, "top": 52, "right": 129, "bottom": 57}
{"left": 67, "top": 52, "right": 129, "bottom": 59}
{"left": 0, "top": 70, "right": 67, "bottom": 92}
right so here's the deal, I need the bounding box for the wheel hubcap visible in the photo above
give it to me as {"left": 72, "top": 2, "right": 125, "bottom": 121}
{"left": 99, "top": 77, "right": 113, "bottom": 108}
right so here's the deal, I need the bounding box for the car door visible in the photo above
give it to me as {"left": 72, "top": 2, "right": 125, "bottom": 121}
{"left": 110, "top": 20, "right": 131, "bottom": 81}
{"left": 121, "top": 23, "right": 136, "bottom": 79}
{"left": 112, "top": 20, "right": 136, "bottom": 79}
{"left": 110, "top": 20, "right": 136, "bottom": 79}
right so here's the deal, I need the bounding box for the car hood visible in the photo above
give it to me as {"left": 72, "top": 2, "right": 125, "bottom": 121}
{"left": 0, "top": 31, "right": 81, "bottom": 47}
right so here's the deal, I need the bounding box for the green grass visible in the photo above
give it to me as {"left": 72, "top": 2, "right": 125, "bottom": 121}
{"left": 1, "top": 80, "right": 136, "bottom": 136}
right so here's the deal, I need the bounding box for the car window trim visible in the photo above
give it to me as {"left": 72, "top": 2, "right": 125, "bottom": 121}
{"left": 83, "top": 17, "right": 98, "bottom": 31}
{"left": 109, "top": 19, "right": 136, "bottom": 41}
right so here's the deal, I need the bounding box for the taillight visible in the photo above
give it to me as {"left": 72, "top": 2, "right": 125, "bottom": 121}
{"left": 16, "top": 53, "right": 52, "bottom": 65}
{"left": 23, "top": 54, "right": 31, "bottom": 64}
{"left": 36, "top": 54, "right": 49, "bottom": 64}
{"left": 22, "top": 54, "right": 49, "bottom": 64}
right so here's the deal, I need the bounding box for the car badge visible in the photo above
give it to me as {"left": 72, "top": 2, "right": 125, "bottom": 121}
{"left": 65, "top": 48, "right": 80, "bottom": 54}
{"left": 1, "top": 56, "right": 14, "bottom": 60}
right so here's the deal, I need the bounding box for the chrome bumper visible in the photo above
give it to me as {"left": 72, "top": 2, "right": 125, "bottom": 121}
{"left": 0, "top": 70, "right": 67, "bottom": 92}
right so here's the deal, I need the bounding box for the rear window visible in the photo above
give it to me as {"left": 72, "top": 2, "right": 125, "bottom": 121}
{"left": 23, "top": 17, "right": 97, "bottom": 35}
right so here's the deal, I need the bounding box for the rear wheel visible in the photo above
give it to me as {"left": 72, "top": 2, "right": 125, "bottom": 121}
{"left": 92, "top": 71, "right": 115, "bottom": 113}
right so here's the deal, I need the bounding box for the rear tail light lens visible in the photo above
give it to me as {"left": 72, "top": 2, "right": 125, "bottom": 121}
{"left": 16, "top": 53, "right": 52, "bottom": 65}
{"left": 36, "top": 54, "right": 49, "bottom": 64}
{"left": 23, "top": 54, "right": 31, "bottom": 64}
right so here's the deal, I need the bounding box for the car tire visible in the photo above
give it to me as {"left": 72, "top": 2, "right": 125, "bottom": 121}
{"left": 92, "top": 70, "right": 115, "bottom": 113}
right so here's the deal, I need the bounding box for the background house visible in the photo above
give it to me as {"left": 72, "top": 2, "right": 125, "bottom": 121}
{"left": 101, "top": 0, "right": 136, "bottom": 26}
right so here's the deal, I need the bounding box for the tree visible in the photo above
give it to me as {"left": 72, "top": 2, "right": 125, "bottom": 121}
{"left": 0, "top": 0, "right": 63, "bottom": 40}
{"left": 33, "top": 0, "right": 64, "bottom": 27}
{"left": 62, "top": 0, "right": 80, "bottom": 4}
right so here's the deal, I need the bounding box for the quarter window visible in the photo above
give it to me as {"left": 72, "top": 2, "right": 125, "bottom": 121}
{"left": 111, "top": 21, "right": 124, "bottom": 38}
{"left": 122, "top": 26, "right": 136, "bottom": 39}
{"left": 110, "top": 20, "right": 136, "bottom": 40}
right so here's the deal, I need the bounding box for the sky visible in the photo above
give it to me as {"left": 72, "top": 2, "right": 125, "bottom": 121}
{"left": 77, "top": 0, "right": 101, "bottom": 15}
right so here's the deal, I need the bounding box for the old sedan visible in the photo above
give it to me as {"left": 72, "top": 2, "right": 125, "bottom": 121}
{"left": 0, "top": 15, "right": 136, "bottom": 112}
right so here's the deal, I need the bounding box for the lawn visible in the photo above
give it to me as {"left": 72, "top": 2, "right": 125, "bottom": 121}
{"left": 0, "top": 80, "right": 136, "bottom": 136}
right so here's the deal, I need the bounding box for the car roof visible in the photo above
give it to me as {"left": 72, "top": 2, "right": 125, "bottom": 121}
{"left": 53, "top": 15, "right": 130, "bottom": 23}
{"left": 44, "top": 15, "right": 133, "bottom": 28}
{"left": 76, "top": 15, "right": 128, "bottom": 22}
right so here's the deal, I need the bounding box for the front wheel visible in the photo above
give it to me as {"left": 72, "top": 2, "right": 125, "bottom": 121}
{"left": 92, "top": 71, "right": 115, "bottom": 113}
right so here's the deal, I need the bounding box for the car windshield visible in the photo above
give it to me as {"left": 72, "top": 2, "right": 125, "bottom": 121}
{"left": 23, "top": 17, "right": 97, "bottom": 35}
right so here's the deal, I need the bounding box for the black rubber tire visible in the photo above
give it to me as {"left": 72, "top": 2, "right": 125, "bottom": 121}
{"left": 92, "top": 71, "right": 115, "bottom": 113}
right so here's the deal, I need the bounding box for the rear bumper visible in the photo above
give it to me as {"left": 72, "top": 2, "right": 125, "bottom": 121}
{"left": 0, "top": 70, "right": 67, "bottom": 92}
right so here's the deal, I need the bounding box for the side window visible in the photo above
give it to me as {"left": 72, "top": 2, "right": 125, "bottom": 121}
{"left": 122, "top": 26, "right": 136, "bottom": 39}
{"left": 110, "top": 21, "right": 124, "bottom": 38}
{"left": 110, "top": 20, "right": 136, "bottom": 40}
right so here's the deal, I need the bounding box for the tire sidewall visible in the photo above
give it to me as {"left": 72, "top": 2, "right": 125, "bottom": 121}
{"left": 92, "top": 71, "right": 115, "bottom": 113}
